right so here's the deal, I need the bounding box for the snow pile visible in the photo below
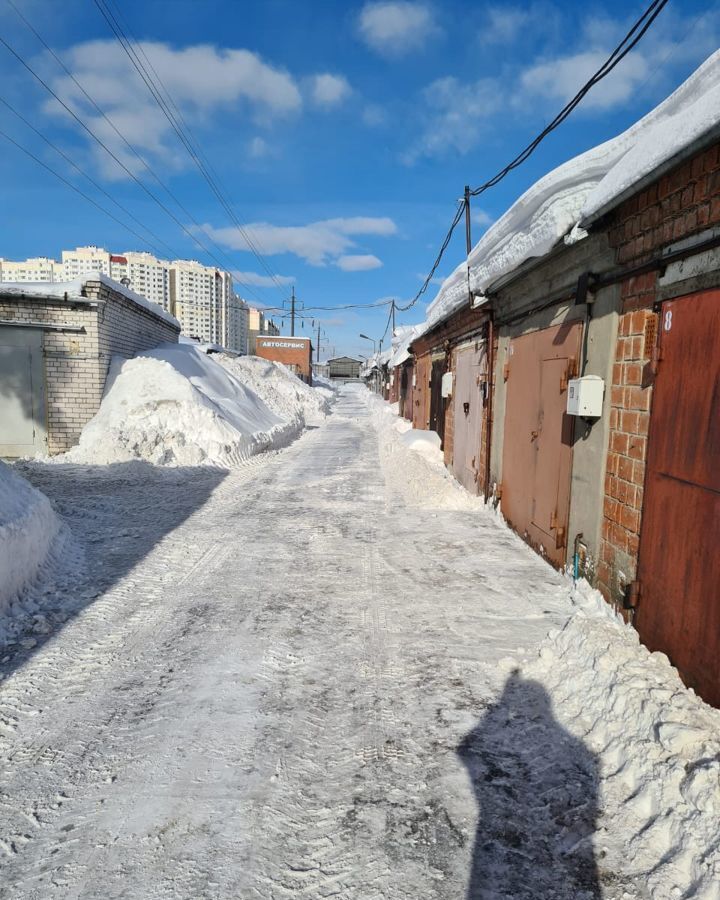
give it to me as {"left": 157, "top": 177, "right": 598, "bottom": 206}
{"left": 216, "top": 355, "right": 330, "bottom": 427}
{"left": 422, "top": 49, "right": 720, "bottom": 335}
{"left": 369, "top": 395, "right": 481, "bottom": 510}
{"left": 525, "top": 585, "right": 720, "bottom": 899}
{"left": 0, "top": 461, "right": 59, "bottom": 614}
{"left": 62, "top": 343, "right": 298, "bottom": 468}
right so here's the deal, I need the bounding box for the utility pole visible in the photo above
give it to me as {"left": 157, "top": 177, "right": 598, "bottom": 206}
{"left": 391, "top": 299, "right": 396, "bottom": 337}
{"left": 464, "top": 185, "right": 472, "bottom": 304}
{"left": 290, "top": 286, "right": 296, "bottom": 336}
{"left": 316, "top": 321, "right": 322, "bottom": 363}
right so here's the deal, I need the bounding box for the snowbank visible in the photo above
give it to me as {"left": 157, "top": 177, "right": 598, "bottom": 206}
{"left": 0, "top": 461, "right": 59, "bottom": 614}
{"left": 524, "top": 585, "right": 720, "bottom": 899}
{"left": 421, "top": 49, "right": 720, "bottom": 336}
{"left": 398, "top": 427, "right": 444, "bottom": 468}
{"left": 216, "top": 355, "right": 331, "bottom": 427}
{"left": 62, "top": 344, "right": 299, "bottom": 468}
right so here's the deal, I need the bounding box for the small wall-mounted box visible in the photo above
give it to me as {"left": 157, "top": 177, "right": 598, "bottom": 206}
{"left": 441, "top": 371, "right": 453, "bottom": 398}
{"left": 567, "top": 375, "right": 604, "bottom": 417}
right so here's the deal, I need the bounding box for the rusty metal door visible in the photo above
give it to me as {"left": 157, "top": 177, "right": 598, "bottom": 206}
{"left": 501, "top": 322, "right": 581, "bottom": 567}
{"left": 636, "top": 290, "right": 720, "bottom": 707}
{"left": 452, "top": 342, "right": 486, "bottom": 494}
{"left": 413, "top": 355, "right": 430, "bottom": 430}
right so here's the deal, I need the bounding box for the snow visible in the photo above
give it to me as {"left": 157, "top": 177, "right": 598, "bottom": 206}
{"left": 0, "top": 461, "right": 59, "bottom": 615}
{"left": 420, "top": 49, "right": 720, "bottom": 338}
{"left": 398, "top": 427, "right": 443, "bottom": 467}
{"left": 0, "top": 273, "right": 180, "bottom": 329}
{"left": 215, "top": 354, "right": 331, "bottom": 427}
{"left": 60, "top": 343, "right": 302, "bottom": 468}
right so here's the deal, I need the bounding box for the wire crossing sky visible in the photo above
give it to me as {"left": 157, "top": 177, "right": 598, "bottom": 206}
{"left": 1, "top": 0, "right": 717, "bottom": 355}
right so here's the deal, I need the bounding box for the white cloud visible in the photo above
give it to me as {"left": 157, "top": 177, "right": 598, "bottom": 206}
{"left": 200, "top": 216, "right": 397, "bottom": 266}
{"left": 479, "top": 7, "right": 531, "bottom": 45}
{"left": 404, "top": 76, "right": 501, "bottom": 163}
{"left": 336, "top": 254, "right": 383, "bottom": 271}
{"left": 233, "top": 270, "right": 295, "bottom": 287}
{"left": 310, "top": 73, "right": 352, "bottom": 107}
{"left": 248, "top": 136, "right": 272, "bottom": 158}
{"left": 472, "top": 209, "right": 494, "bottom": 228}
{"left": 357, "top": 1, "right": 438, "bottom": 58}
{"left": 519, "top": 50, "right": 650, "bottom": 111}
{"left": 44, "top": 40, "right": 302, "bottom": 178}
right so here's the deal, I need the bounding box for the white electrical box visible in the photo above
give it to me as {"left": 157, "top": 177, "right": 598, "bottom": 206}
{"left": 441, "top": 371, "right": 453, "bottom": 398}
{"left": 567, "top": 375, "right": 604, "bottom": 417}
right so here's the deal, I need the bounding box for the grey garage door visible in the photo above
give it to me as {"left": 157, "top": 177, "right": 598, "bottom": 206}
{"left": 0, "top": 326, "right": 47, "bottom": 458}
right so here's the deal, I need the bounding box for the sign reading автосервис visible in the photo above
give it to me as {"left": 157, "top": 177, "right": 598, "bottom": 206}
{"left": 258, "top": 340, "right": 308, "bottom": 349}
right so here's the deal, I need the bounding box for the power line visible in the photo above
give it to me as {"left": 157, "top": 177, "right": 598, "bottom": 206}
{"left": 400, "top": 0, "right": 670, "bottom": 313}
{"left": 2, "top": 2, "right": 271, "bottom": 307}
{"left": 92, "top": 0, "right": 292, "bottom": 302}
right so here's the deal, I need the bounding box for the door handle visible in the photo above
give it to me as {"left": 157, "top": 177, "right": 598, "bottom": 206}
{"left": 530, "top": 430, "right": 539, "bottom": 441}
{"left": 463, "top": 402, "right": 470, "bottom": 415}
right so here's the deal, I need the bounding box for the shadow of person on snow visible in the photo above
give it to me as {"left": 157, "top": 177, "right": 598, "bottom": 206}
{"left": 457, "top": 670, "right": 601, "bottom": 900}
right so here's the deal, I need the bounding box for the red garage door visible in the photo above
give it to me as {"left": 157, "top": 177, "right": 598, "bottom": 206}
{"left": 636, "top": 289, "right": 720, "bottom": 707}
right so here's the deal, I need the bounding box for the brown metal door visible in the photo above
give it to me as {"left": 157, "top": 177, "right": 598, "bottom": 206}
{"left": 429, "top": 359, "right": 446, "bottom": 443}
{"left": 413, "top": 355, "right": 430, "bottom": 430}
{"left": 501, "top": 322, "right": 581, "bottom": 567}
{"left": 452, "top": 343, "right": 486, "bottom": 494}
{"left": 636, "top": 290, "right": 720, "bottom": 707}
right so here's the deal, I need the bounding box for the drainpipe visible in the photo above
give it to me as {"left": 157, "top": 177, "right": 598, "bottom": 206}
{"left": 483, "top": 307, "right": 495, "bottom": 503}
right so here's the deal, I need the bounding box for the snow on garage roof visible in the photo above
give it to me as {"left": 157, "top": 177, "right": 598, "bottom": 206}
{"left": 0, "top": 273, "right": 180, "bottom": 329}
{"left": 416, "top": 48, "right": 720, "bottom": 341}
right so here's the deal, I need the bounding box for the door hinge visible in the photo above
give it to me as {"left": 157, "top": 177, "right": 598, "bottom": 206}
{"left": 624, "top": 580, "right": 641, "bottom": 609}
{"left": 555, "top": 526, "right": 566, "bottom": 549}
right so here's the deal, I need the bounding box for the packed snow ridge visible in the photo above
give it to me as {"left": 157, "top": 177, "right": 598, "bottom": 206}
{"left": 58, "top": 343, "right": 331, "bottom": 468}
{"left": 0, "top": 461, "right": 59, "bottom": 616}
{"left": 420, "top": 48, "right": 720, "bottom": 337}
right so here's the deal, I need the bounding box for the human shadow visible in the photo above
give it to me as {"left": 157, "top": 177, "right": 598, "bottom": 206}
{"left": 1, "top": 460, "right": 228, "bottom": 680}
{"left": 457, "top": 670, "right": 601, "bottom": 899}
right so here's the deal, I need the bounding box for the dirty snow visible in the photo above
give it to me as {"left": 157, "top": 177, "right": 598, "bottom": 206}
{"left": 0, "top": 385, "right": 718, "bottom": 899}
{"left": 0, "top": 461, "right": 59, "bottom": 615}
{"left": 421, "top": 49, "right": 720, "bottom": 337}
{"left": 61, "top": 344, "right": 301, "bottom": 468}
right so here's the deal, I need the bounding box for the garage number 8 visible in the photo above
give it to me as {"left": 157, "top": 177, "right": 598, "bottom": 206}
{"left": 664, "top": 310, "right": 673, "bottom": 331}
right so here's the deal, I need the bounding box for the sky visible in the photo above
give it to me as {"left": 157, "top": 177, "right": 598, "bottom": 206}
{"left": 1, "top": 0, "right": 718, "bottom": 358}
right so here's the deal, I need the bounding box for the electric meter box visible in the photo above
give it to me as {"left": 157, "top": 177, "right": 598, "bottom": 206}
{"left": 441, "top": 371, "right": 453, "bottom": 398}
{"left": 567, "top": 375, "right": 604, "bottom": 417}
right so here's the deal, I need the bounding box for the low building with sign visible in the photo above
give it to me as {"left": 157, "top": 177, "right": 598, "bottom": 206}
{"left": 255, "top": 336, "right": 313, "bottom": 384}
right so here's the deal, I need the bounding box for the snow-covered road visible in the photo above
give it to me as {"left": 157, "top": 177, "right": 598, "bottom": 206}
{"left": 0, "top": 387, "right": 644, "bottom": 898}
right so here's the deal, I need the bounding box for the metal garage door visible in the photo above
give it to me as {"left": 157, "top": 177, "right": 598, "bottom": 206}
{"left": 412, "top": 355, "right": 430, "bottom": 431}
{"left": 501, "top": 322, "right": 581, "bottom": 567}
{"left": 636, "top": 289, "right": 720, "bottom": 707}
{"left": 0, "top": 326, "right": 47, "bottom": 458}
{"left": 452, "top": 342, "right": 487, "bottom": 494}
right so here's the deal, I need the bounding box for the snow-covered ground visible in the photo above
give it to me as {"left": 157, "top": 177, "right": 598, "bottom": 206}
{"left": 0, "top": 386, "right": 717, "bottom": 898}
{"left": 59, "top": 344, "right": 327, "bottom": 468}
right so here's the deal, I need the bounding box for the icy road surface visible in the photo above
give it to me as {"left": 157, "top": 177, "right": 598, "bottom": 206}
{"left": 1, "top": 387, "right": 625, "bottom": 898}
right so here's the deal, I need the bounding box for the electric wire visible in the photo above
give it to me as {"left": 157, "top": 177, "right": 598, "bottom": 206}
{"left": 92, "top": 0, "right": 292, "bottom": 302}
{"left": 2, "top": 1, "right": 271, "bottom": 307}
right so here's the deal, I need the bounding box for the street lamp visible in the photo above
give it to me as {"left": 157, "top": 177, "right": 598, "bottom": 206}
{"left": 359, "top": 333, "right": 376, "bottom": 354}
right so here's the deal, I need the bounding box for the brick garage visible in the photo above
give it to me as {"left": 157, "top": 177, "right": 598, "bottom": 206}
{"left": 596, "top": 139, "right": 720, "bottom": 605}
{"left": 0, "top": 276, "right": 179, "bottom": 455}
{"left": 255, "top": 336, "right": 312, "bottom": 384}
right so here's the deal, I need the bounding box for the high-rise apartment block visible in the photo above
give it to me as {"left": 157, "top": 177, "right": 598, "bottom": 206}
{"left": 0, "top": 246, "right": 250, "bottom": 353}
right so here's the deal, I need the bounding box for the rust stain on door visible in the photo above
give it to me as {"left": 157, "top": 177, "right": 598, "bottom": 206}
{"left": 501, "top": 322, "right": 581, "bottom": 567}
{"left": 636, "top": 289, "right": 720, "bottom": 707}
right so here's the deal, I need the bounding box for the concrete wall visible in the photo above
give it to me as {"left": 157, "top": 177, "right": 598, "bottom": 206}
{"left": 0, "top": 281, "right": 179, "bottom": 455}
{"left": 488, "top": 232, "right": 620, "bottom": 573}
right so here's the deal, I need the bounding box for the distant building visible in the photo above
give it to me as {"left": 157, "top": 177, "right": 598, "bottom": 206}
{"left": 247, "top": 307, "right": 280, "bottom": 353}
{"left": 327, "top": 356, "right": 362, "bottom": 379}
{"left": 110, "top": 251, "right": 171, "bottom": 312}
{"left": 255, "top": 336, "right": 312, "bottom": 384}
{"left": 0, "top": 257, "right": 63, "bottom": 283}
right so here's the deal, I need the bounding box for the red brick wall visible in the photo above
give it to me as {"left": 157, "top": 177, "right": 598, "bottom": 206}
{"left": 597, "top": 140, "right": 720, "bottom": 602}
{"left": 255, "top": 338, "right": 312, "bottom": 380}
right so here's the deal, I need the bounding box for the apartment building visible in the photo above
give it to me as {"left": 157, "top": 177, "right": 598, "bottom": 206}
{"left": 247, "top": 306, "right": 280, "bottom": 353}
{"left": 2, "top": 247, "right": 249, "bottom": 353}
{"left": 0, "top": 257, "right": 63, "bottom": 282}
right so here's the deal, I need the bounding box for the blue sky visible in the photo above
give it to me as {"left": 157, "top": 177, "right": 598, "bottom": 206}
{"left": 1, "top": 0, "right": 718, "bottom": 357}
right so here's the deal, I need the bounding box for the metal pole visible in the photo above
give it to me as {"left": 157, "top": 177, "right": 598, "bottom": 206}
{"left": 291, "top": 286, "right": 296, "bottom": 337}
{"left": 391, "top": 299, "right": 395, "bottom": 337}
{"left": 464, "top": 185, "right": 472, "bottom": 305}
{"left": 316, "top": 321, "right": 321, "bottom": 363}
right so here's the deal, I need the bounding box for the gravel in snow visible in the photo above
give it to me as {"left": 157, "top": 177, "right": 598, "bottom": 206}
{"left": 0, "top": 386, "right": 717, "bottom": 898}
